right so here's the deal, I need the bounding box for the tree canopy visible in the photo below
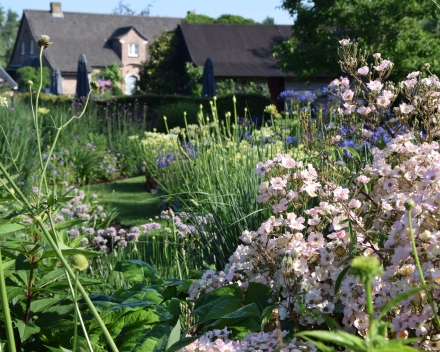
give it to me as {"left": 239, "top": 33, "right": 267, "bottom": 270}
{"left": 274, "top": 0, "right": 440, "bottom": 81}
{"left": 0, "top": 5, "right": 19, "bottom": 68}
{"left": 182, "top": 13, "right": 256, "bottom": 24}
{"left": 17, "top": 66, "right": 50, "bottom": 91}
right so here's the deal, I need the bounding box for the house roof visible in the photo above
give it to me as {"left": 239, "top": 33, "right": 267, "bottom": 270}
{"left": 178, "top": 23, "right": 296, "bottom": 77}
{"left": 0, "top": 66, "right": 18, "bottom": 89}
{"left": 23, "top": 10, "right": 182, "bottom": 72}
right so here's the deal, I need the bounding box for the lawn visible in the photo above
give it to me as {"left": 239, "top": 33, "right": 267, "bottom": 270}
{"left": 82, "top": 176, "right": 163, "bottom": 228}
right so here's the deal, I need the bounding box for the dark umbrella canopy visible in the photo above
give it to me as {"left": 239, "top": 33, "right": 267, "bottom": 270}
{"left": 76, "top": 54, "right": 90, "bottom": 98}
{"left": 50, "top": 68, "right": 63, "bottom": 95}
{"left": 201, "top": 58, "right": 216, "bottom": 97}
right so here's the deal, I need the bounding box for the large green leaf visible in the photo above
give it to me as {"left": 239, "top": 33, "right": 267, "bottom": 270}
{"left": 166, "top": 320, "right": 181, "bottom": 350}
{"left": 166, "top": 336, "right": 199, "bottom": 352}
{"left": 47, "top": 276, "right": 110, "bottom": 290}
{"left": 261, "top": 305, "right": 274, "bottom": 332}
{"left": 15, "top": 253, "right": 30, "bottom": 286}
{"left": 161, "top": 298, "right": 181, "bottom": 326}
{"left": 334, "top": 266, "right": 351, "bottom": 294}
{"left": 90, "top": 299, "right": 155, "bottom": 329}
{"left": 176, "top": 279, "right": 194, "bottom": 295}
{"left": 114, "top": 260, "right": 161, "bottom": 283}
{"left": 39, "top": 268, "right": 66, "bottom": 287}
{"left": 12, "top": 318, "right": 41, "bottom": 342}
{"left": 194, "top": 284, "right": 242, "bottom": 309}
{"left": 119, "top": 324, "right": 171, "bottom": 352}
{"left": 243, "top": 282, "right": 270, "bottom": 312}
{"left": 194, "top": 295, "right": 242, "bottom": 324}
{"left": 0, "top": 223, "right": 26, "bottom": 236}
{"left": 33, "top": 303, "right": 75, "bottom": 326}
{"left": 296, "top": 331, "right": 366, "bottom": 352}
{"left": 30, "top": 297, "right": 64, "bottom": 318}
{"left": 120, "top": 284, "right": 164, "bottom": 304}
{"left": 228, "top": 318, "right": 261, "bottom": 339}
{"left": 6, "top": 284, "right": 24, "bottom": 302}
{"left": 123, "top": 304, "right": 173, "bottom": 327}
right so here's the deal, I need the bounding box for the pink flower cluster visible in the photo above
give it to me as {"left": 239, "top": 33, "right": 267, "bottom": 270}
{"left": 181, "top": 328, "right": 316, "bottom": 352}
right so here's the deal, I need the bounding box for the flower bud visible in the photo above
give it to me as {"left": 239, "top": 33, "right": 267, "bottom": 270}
{"left": 27, "top": 80, "right": 34, "bottom": 87}
{"left": 404, "top": 199, "right": 416, "bottom": 211}
{"left": 37, "top": 35, "right": 52, "bottom": 49}
{"left": 71, "top": 254, "right": 89, "bottom": 271}
{"left": 422, "top": 63, "right": 430, "bottom": 71}
{"left": 90, "top": 81, "right": 99, "bottom": 91}
{"left": 351, "top": 256, "right": 383, "bottom": 283}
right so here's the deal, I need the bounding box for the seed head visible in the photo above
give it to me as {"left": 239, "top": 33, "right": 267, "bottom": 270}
{"left": 90, "top": 81, "right": 99, "bottom": 91}
{"left": 37, "top": 107, "right": 50, "bottom": 116}
{"left": 37, "top": 35, "right": 52, "bottom": 49}
{"left": 404, "top": 198, "right": 416, "bottom": 211}
{"left": 71, "top": 254, "right": 89, "bottom": 271}
{"left": 27, "top": 80, "right": 34, "bottom": 87}
{"left": 351, "top": 256, "right": 383, "bottom": 283}
{"left": 422, "top": 63, "right": 431, "bottom": 71}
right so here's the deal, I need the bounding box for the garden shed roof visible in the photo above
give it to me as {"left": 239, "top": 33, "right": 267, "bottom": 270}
{"left": 23, "top": 10, "right": 182, "bottom": 72}
{"left": 178, "top": 23, "right": 296, "bottom": 77}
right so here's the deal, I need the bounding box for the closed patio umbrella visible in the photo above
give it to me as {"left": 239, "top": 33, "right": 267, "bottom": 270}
{"left": 76, "top": 54, "right": 90, "bottom": 98}
{"left": 201, "top": 58, "right": 216, "bottom": 97}
{"left": 50, "top": 68, "right": 63, "bottom": 95}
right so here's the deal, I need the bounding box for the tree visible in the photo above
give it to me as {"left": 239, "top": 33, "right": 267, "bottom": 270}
{"left": 137, "top": 30, "right": 187, "bottom": 95}
{"left": 262, "top": 16, "right": 275, "bottom": 24}
{"left": 0, "top": 6, "right": 19, "bottom": 68}
{"left": 100, "top": 62, "right": 124, "bottom": 86}
{"left": 112, "top": 0, "right": 151, "bottom": 16}
{"left": 16, "top": 66, "right": 50, "bottom": 91}
{"left": 274, "top": 0, "right": 440, "bottom": 81}
{"left": 182, "top": 13, "right": 255, "bottom": 24}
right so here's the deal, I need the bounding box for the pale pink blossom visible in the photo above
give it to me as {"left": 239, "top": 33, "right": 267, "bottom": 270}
{"left": 339, "top": 39, "right": 351, "bottom": 46}
{"left": 400, "top": 103, "right": 414, "bottom": 114}
{"left": 357, "top": 106, "right": 371, "bottom": 115}
{"left": 366, "top": 80, "right": 383, "bottom": 92}
{"left": 373, "top": 53, "right": 381, "bottom": 58}
{"left": 358, "top": 66, "right": 369, "bottom": 75}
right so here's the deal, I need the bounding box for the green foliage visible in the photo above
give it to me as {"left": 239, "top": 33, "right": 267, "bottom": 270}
{"left": 137, "top": 30, "right": 187, "bottom": 95}
{"left": 275, "top": 0, "right": 440, "bottom": 81}
{"left": 99, "top": 62, "right": 124, "bottom": 86}
{"left": 182, "top": 13, "right": 256, "bottom": 24}
{"left": 182, "top": 13, "right": 215, "bottom": 23}
{"left": 262, "top": 16, "right": 275, "bottom": 24}
{"left": 155, "top": 101, "right": 203, "bottom": 132}
{"left": 17, "top": 66, "right": 50, "bottom": 91}
{"left": 185, "top": 62, "right": 203, "bottom": 96}
{"left": 216, "top": 78, "right": 270, "bottom": 97}
{"left": 0, "top": 6, "right": 19, "bottom": 68}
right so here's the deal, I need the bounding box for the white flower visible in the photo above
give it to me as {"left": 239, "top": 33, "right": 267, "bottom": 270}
{"left": 373, "top": 53, "right": 381, "bottom": 58}
{"left": 366, "top": 80, "right": 383, "bottom": 92}
{"left": 362, "top": 129, "right": 374, "bottom": 138}
{"left": 407, "top": 71, "right": 420, "bottom": 79}
{"left": 400, "top": 103, "right": 414, "bottom": 114}
{"left": 358, "top": 66, "right": 369, "bottom": 75}
{"left": 339, "top": 39, "right": 351, "bottom": 46}
{"left": 329, "top": 79, "right": 340, "bottom": 87}
{"left": 342, "top": 89, "right": 354, "bottom": 101}
{"left": 377, "top": 95, "right": 391, "bottom": 107}
{"left": 357, "top": 106, "right": 371, "bottom": 115}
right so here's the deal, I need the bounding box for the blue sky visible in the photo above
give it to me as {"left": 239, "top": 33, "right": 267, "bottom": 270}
{"left": 6, "top": 0, "right": 294, "bottom": 24}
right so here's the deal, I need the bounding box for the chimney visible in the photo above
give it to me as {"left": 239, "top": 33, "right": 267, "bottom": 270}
{"left": 50, "top": 2, "right": 63, "bottom": 18}
{"left": 187, "top": 11, "right": 195, "bottom": 15}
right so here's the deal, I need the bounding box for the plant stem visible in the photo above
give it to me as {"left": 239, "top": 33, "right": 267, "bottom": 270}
{"left": 408, "top": 212, "right": 440, "bottom": 328}
{"left": 364, "top": 279, "right": 374, "bottom": 352}
{"left": 35, "top": 218, "right": 119, "bottom": 352}
{"left": 72, "top": 269, "right": 79, "bottom": 352}
{"left": 0, "top": 241, "right": 17, "bottom": 352}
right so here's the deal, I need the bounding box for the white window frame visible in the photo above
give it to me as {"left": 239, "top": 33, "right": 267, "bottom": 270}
{"left": 128, "top": 43, "right": 139, "bottom": 57}
{"left": 21, "top": 42, "right": 25, "bottom": 55}
{"left": 30, "top": 40, "right": 33, "bottom": 55}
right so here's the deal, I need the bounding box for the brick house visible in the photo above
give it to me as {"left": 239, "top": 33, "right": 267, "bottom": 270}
{"left": 177, "top": 23, "right": 329, "bottom": 109}
{"left": 7, "top": 2, "right": 182, "bottom": 95}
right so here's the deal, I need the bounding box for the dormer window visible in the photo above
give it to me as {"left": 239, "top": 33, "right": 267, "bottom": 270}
{"left": 128, "top": 44, "right": 139, "bottom": 57}
{"left": 30, "top": 40, "right": 34, "bottom": 55}
{"left": 21, "top": 42, "right": 25, "bottom": 55}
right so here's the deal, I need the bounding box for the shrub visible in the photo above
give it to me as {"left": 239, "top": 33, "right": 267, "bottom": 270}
{"left": 155, "top": 101, "right": 203, "bottom": 132}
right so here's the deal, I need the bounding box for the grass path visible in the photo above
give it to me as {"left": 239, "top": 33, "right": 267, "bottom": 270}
{"left": 82, "top": 176, "right": 163, "bottom": 228}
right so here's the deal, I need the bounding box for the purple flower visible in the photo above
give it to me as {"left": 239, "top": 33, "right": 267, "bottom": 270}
{"left": 9, "top": 108, "right": 14, "bottom": 112}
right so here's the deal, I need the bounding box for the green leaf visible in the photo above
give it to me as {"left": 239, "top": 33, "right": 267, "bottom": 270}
{"left": 375, "top": 347, "right": 418, "bottom": 352}
{"left": 90, "top": 300, "right": 155, "bottom": 329}
{"left": 1, "top": 259, "right": 15, "bottom": 272}
{"left": 115, "top": 260, "right": 161, "bottom": 283}
{"left": 194, "top": 284, "right": 242, "bottom": 309}
{"left": 194, "top": 295, "right": 242, "bottom": 324}
{"left": 106, "top": 317, "right": 126, "bottom": 339}
{"left": 56, "top": 196, "right": 75, "bottom": 204}
{"left": 322, "top": 314, "right": 341, "bottom": 331}
{"left": 379, "top": 286, "right": 435, "bottom": 319}
{"left": 6, "top": 284, "right": 24, "bottom": 302}
{"left": 12, "top": 318, "right": 41, "bottom": 342}
{"left": 166, "top": 320, "right": 180, "bottom": 350}
{"left": 120, "top": 324, "right": 171, "bottom": 352}
{"left": 123, "top": 304, "right": 173, "bottom": 327}
{"left": 161, "top": 298, "right": 181, "bottom": 326}
{"left": 120, "top": 284, "right": 164, "bottom": 304}
{"left": 33, "top": 303, "right": 75, "bottom": 326}
{"left": 244, "top": 282, "right": 270, "bottom": 312}
{"left": 222, "top": 303, "right": 260, "bottom": 320}
{"left": 261, "top": 305, "right": 274, "bottom": 332}
{"left": 39, "top": 267, "right": 66, "bottom": 287}
{"left": 15, "top": 253, "right": 30, "bottom": 286}
{"left": 228, "top": 318, "right": 261, "bottom": 339}
{"left": 0, "top": 223, "right": 26, "bottom": 236}
{"left": 166, "top": 336, "right": 199, "bottom": 352}
{"left": 153, "top": 335, "right": 168, "bottom": 352}
{"left": 40, "top": 247, "right": 102, "bottom": 260}
{"left": 48, "top": 276, "right": 109, "bottom": 290}
{"left": 300, "top": 336, "right": 339, "bottom": 352}
{"left": 30, "top": 297, "right": 63, "bottom": 318}
{"left": 334, "top": 266, "right": 351, "bottom": 294}
{"left": 176, "top": 279, "right": 194, "bottom": 295}
{"left": 296, "top": 331, "right": 366, "bottom": 352}
{"left": 376, "top": 138, "right": 387, "bottom": 150}
{"left": 45, "top": 346, "right": 72, "bottom": 352}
